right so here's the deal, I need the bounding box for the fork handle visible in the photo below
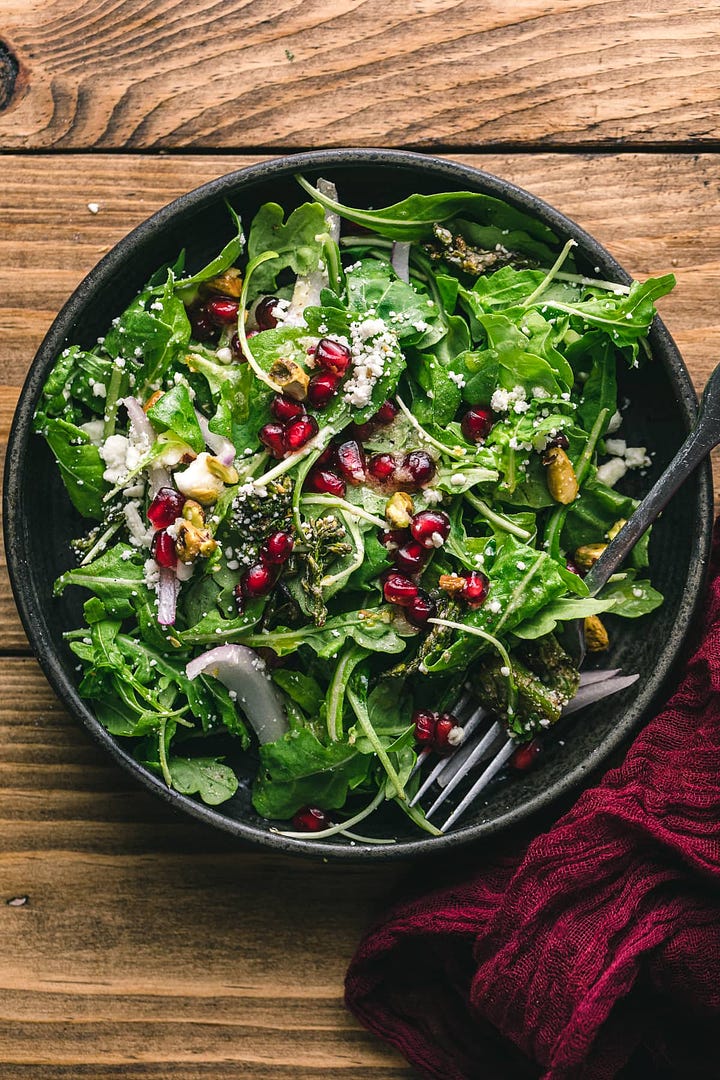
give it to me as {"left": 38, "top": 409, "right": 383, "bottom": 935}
{"left": 584, "top": 361, "right": 720, "bottom": 596}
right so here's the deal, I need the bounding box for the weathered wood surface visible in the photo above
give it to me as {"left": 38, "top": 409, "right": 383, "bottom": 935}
{"left": 1, "top": 2, "right": 720, "bottom": 150}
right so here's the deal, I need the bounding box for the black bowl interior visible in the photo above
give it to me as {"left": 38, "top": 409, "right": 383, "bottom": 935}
{"left": 4, "top": 149, "right": 713, "bottom": 859}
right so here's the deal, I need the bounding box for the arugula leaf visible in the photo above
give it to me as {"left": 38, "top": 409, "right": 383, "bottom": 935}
{"left": 253, "top": 728, "right": 371, "bottom": 818}
{"left": 247, "top": 201, "right": 328, "bottom": 296}
{"left": 512, "top": 596, "right": 617, "bottom": 640}
{"left": 297, "top": 176, "right": 559, "bottom": 246}
{"left": 104, "top": 271, "right": 191, "bottom": 389}
{"left": 272, "top": 669, "right": 325, "bottom": 717}
{"left": 36, "top": 414, "right": 107, "bottom": 519}
{"left": 240, "top": 607, "right": 409, "bottom": 659}
{"left": 55, "top": 544, "right": 146, "bottom": 618}
{"left": 598, "top": 571, "right": 664, "bottom": 617}
{"left": 575, "top": 335, "right": 618, "bottom": 436}
{"left": 175, "top": 205, "right": 244, "bottom": 289}
{"left": 169, "top": 756, "right": 239, "bottom": 805}
{"left": 147, "top": 383, "right": 205, "bottom": 454}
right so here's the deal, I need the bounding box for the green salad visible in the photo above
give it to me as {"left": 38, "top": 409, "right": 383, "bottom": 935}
{"left": 34, "top": 176, "right": 669, "bottom": 841}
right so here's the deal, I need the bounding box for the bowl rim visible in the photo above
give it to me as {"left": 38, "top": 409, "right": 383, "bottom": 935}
{"left": 4, "top": 147, "right": 713, "bottom": 860}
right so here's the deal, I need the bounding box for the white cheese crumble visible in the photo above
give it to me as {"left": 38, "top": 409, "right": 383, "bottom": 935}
{"left": 99, "top": 434, "right": 130, "bottom": 484}
{"left": 343, "top": 319, "right": 399, "bottom": 409}
{"left": 490, "top": 385, "right": 526, "bottom": 413}
{"left": 124, "top": 501, "right": 153, "bottom": 548}
{"left": 596, "top": 457, "right": 628, "bottom": 488}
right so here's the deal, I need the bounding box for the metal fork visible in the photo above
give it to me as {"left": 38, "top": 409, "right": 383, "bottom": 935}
{"left": 412, "top": 360, "right": 720, "bottom": 831}
{"left": 409, "top": 670, "right": 639, "bottom": 832}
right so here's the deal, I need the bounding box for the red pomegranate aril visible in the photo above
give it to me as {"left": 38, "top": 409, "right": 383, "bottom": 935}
{"left": 285, "top": 415, "right": 319, "bottom": 452}
{"left": 510, "top": 738, "right": 542, "bottom": 773}
{"left": 241, "top": 561, "right": 277, "bottom": 598}
{"left": 255, "top": 296, "right": 280, "bottom": 331}
{"left": 259, "top": 422, "right": 286, "bottom": 459}
{"left": 413, "top": 709, "right": 437, "bottom": 744}
{"left": 367, "top": 453, "right": 397, "bottom": 482}
{"left": 230, "top": 332, "right": 247, "bottom": 360}
{"left": 271, "top": 395, "right": 305, "bottom": 422}
{"left": 336, "top": 439, "right": 366, "bottom": 484}
{"left": 316, "top": 444, "right": 338, "bottom": 468}
{"left": 292, "top": 806, "right": 331, "bottom": 832}
{"left": 383, "top": 571, "right": 418, "bottom": 607}
{"left": 463, "top": 571, "right": 490, "bottom": 608}
{"left": 405, "top": 589, "right": 436, "bottom": 628}
{"left": 206, "top": 297, "right": 240, "bottom": 326}
{"left": 373, "top": 399, "right": 399, "bottom": 425}
{"left": 263, "top": 530, "right": 294, "bottom": 564}
{"left": 305, "top": 468, "right": 346, "bottom": 497}
{"left": 401, "top": 450, "right": 436, "bottom": 486}
{"left": 394, "top": 539, "right": 427, "bottom": 575}
{"left": 188, "top": 305, "right": 218, "bottom": 342}
{"left": 350, "top": 420, "right": 377, "bottom": 443}
{"left": 151, "top": 529, "right": 178, "bottom": 570}
{"left": 307, "top": 371, "right": 341, "bottom": 409}
{"left": 565, "top": 558, "right": 585, "bottom": 577}
{"left": 147, "top": 486, "right": 185, "bottom": 528}
{"left": 379, "top": 528, "right": 406, "bottom": 551}
{"left": 433, "top": 712, "right": 459, "bottom": 752}
{"left": 411, "top": 509, "right": 451, "bottom": 548}
{"left": 314, "top": 337, "right": 351, "bottom": 375}
{"left": 461, "top": 406, "right": 494, "bottom": 443}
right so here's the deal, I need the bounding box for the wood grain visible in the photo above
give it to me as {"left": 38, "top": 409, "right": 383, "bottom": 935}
{"left": 1, "top": 1, "right": 720, "bottom": 150}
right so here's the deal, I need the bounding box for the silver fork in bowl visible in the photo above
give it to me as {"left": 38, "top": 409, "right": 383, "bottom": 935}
{"left": 411, "top": 360, "right": 720, "bottom": 833}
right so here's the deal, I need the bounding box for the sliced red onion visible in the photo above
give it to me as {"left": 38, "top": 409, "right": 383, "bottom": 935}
{"left": 186, "top": 645, "right": 288, "bottom": 744}
{"left": 194, "top": 409, "right": 236, "bottom": 466}
{"left": 317, "top": 178, "right": 341, "bottom": 243}
{"left": 121, "top": 396, "right": 171, "bottom": 496}
{"left": 391, "top": 241, "right": 411, "bottom": 283}
{"left": 157, "top": 567, "right": 180, "bottom": 626}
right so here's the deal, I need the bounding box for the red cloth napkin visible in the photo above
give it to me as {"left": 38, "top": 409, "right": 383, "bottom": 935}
{"left": 345, "top": 525, "right": 720, "bottom": 1080}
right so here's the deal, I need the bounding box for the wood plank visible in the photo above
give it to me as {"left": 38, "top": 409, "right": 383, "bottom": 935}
{"left": 1, "top": 1, "right": 719, "bottom": 150}
{"left": 0, "top": 659, "right": 414, "bottom": 1076}
{"left": 1, "top": 151, "right": 718, "bottom": 650}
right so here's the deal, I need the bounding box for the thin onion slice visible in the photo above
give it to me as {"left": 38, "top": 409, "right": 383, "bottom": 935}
{"left": 157, "top": 568, "right": 180, "bottom": 626}
{"left": 391, "top": 241, "right": 411, "bottom": 283}
{"left": 194, "top": 409, "right": 236, "bottom": 466}
{"left": 186, "top": 645, "right": 289, "bottom": 745}
{"left": 121, "top": 395, "right": 171, "bottom": 496}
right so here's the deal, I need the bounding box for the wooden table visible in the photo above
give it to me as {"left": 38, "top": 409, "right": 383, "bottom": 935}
{"left": 0, "top": 3, "right": 718, "bottom": 1076}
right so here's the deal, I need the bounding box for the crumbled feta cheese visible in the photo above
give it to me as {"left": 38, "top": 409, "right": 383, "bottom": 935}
{"left": 596, "top": 457, "right": 628, "bottom": 487}
{"left": 143, "top": 558, "right": 160, "bottom": 588}
{"left": 605, "top": 438, "right": 627, "bottom": 457}
{"left": 91, "top": 381, "right": 107, "bottom": 399}
{"left": 607, "top": 410, "right": 623, "bottom": 434}
{"left": 487, "top": 599, "right": 502, "bottom": 614}
{"left": 99, "top": 434, "right": 130, "bottom": 484}
{"left": 80, "top": 419, "right": 105, "bottom": 446}
{"left": 624, "top": 446, "right": 651, "bottom": 469}
{"left": 87, "top": 202, "right": 100, "bottom": 214}
{"left": 343, "top": 319, "right": 399, "bottom": 408}
{"left": 124, "top": 501, "right": 153, "bottom": 548}
{"left": 216, "top": 346, "right": 233, "bottom": 363}
{"left": 500, "top": 665, "right": 511, "bottom": 677}
{"left": 447, "top": 370, "right": 466, "bottom": 388}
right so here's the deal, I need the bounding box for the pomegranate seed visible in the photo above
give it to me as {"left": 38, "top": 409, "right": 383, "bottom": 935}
{"left": 206, "top": 297, "right": 239, "bottom": 326}
{"left": 373, "top": 400, "right": 398, "bottom": 425}
{"left": 382, "top": 571, "right": 418, "bottom": 607}
{"left": 410, "top": 510, "right": 451, "bottom": 549}
{"left": 147, "top": 486, "right": 185, "bottom": 528}
{"left": 305, "top": 468, "right": 346, "bottom": 497}
{"left": 336, "top": 439, "right": 366, "bottom": 485}
{"left": 349, "top": 420, "right": 377, "bottom": 443}
{"left": 263, "top": 530, "right": 294, "bottom": 564}
{"left": 292, "top": 806, "right": 331, "bottom": 831}
{"left": 314, "top": 338, "right": 351, "bottom": 375}
{"left": 379, "top": 528, "right": 406, "bottom": 550}
{"left": 413, "top": 709, "right": 437, "bottom": 744}
{"left": 463, "top": 571, "right": 490, "bottom": 608}
{"left": 546, "top": 432, "right": 570, "bottom": 450}
{"left": 255, "top": 296, "right": 280, "bottom": 331}
{"left": 230, "top": 332, "right": 246, "bottom": 360}
{"left": 400, "top": 450, "right": 436, "bottom": 487}
{"left": 188, "top": 305, "right": 218, "bottom": 342}
{"left": 510, "top": 738, "right": 542, "bottom": 773}
{"left": 433, "top": 712, "right": 459, "bottom": 752}
{"left": 151, "top": 529, "right": 178, "bottom": 569}
{"left": 259, "top": 422, "right": 286, "bottom": 459}
{"left": 405, "top": 589, "right": 436, "bottom": 628}
{"left": 271, "top": 395, "right": 305, "bottom": 422}
{"left": 367, "top": 453, "right": 397, "bottom": 482}
{"left": 307, "top": 371, "right": 341, "bottom": 409}
{"left": 316, "top": 444, "right": 338, "bottom": 468}
{"left": 461, "top": 407, "right": 494, "bottom": 443}
{"left": 241, "top": 561, "right": 278, "bottom": 598}
{"left": 394, "top": 539, "right": 427, "bottom": 575}
{"left": 285, "top": 415, "right": 319, "bottom": 452}
{"left": 565, "top": 558, "right": 584, "bottom": 577}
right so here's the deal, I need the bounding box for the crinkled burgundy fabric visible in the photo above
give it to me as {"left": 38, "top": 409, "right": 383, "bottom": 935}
{"left": 345, "top": 526, "right": 720, "bottom": 1080}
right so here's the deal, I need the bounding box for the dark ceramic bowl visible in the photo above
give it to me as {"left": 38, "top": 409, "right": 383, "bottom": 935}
{"left": 4, "top": 149, "right": 713, "bottom": 859}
